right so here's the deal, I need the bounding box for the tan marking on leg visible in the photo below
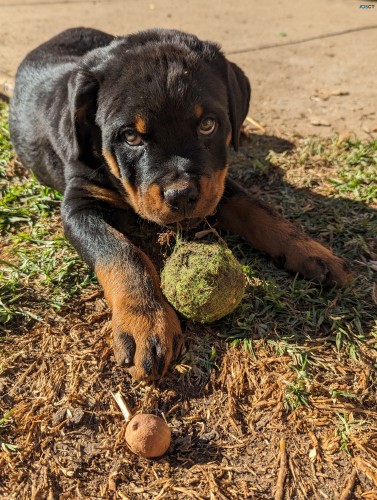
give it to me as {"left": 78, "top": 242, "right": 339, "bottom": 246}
{"left": 85, "top": 184, "right": 127, "bottom": 209}
{"left": 96, "top": 253, "right": 181, "bottom": 380}
{"left": 217, "top": 194, "right": 352, "bottom": 285}
{"left": 217, "top": 195, "right": 290, "bottom": 255}
{"left": 95, "top": 245, "right": 160, "bottom": 311}
{"left": 226, "top": 132, "right": 232, "bottom": 145}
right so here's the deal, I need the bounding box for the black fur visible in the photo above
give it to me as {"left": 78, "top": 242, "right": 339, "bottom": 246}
{"left": 9, "top": 28, "right": 351, "bottom": 380}
{"left": 9, "top": 27, "right": 251, "bottom": 379}
{"left": 10, "top": 27, "right": 250, "bottom": 263}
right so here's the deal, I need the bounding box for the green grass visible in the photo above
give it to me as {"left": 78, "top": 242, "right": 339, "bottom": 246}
{"left": 0, "top": 102, "right": 13, "bottom": 179}
{"left": 336, "top": 411, "right": 366, "bottom": 455}
{"left": 307, "top": 137, "right": 377, "bottom": 203}
{"left": 0, "top": 178, "right": 62, "bottom": 231}
{"left": 0, "top": 103, "right": 95, "bottom": 327}
{"left": 283, "top": 353, "right": 311, "bottom": 411}
{"left": 218, "top": 133, "right": 377, "bottom": 416}
{"left": 0, "top": 410, "right": 17, "bottom": 452}
{"left": 220, "top": 245, "right": 375, "bottom": 350}
{"left": 0, "top": 231, "right": 95, "bottom": 324}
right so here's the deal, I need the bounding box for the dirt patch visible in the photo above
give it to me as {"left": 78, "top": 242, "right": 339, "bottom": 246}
{"left": 1, "top": 0, "right": 376, "bottom": 137}
{"left": 1, "top": 125, "right": 377, "bottom": 498}
{"left": 1, "top": 313, "right": 376, "bottom": 498}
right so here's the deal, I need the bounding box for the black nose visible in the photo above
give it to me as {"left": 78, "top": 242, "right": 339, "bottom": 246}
{"left": 164, "top": 183, "right": 199, "bottom": 212}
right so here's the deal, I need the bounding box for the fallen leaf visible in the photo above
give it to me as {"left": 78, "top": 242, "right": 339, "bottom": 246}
{"left": 309, "top": 447, "right": 317, "bottom": 462}
{"left": 310, "top": 117, "right": 331, "bottom": 127}
{"left": 313, "top": 87, "right": 350, "bottom": 101}
{"left": 337, "top": 132, "right": 353, "bottom": 145}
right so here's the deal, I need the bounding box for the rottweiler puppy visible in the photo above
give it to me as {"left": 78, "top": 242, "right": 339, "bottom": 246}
{"left": 9, "top": 27, "right": 351, "bottom": 380}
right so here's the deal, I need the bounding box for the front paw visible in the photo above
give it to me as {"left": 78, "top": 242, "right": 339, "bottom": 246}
{"left": 112, "top": 299, "right": 182, "bottom": 380}
{"left": 284, "top": 239, "right": 352, "bottom": 286}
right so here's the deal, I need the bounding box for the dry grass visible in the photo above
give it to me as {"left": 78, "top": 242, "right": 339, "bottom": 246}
{"left": 1, "top": 101, "right": 377, "bottom": 499}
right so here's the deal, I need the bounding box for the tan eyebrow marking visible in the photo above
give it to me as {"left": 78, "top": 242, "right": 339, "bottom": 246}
{"left": 194, "top": 104, "right": 204, "bottom": 119}
{"left": 135, "top": 115, "right": 147, "bottom": 134}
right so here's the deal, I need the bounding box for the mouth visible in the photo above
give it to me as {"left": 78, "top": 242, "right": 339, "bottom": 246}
{"left": 144, "top": 211, "right": 210, "bottom": 228}
{"left": 136, "top": 202, "right": 208, "bottom": 227}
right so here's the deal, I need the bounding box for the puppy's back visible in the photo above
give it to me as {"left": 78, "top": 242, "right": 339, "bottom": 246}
{"left": 9, "top": 28, "right": 114, "bottom": 190}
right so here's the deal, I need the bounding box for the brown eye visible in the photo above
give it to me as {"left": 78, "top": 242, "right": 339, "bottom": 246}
{"left": 198, "top": 118, "right": 216, "bottom": 136}
{"left": 123, "top": 129, "right": 143, "bottom": 146}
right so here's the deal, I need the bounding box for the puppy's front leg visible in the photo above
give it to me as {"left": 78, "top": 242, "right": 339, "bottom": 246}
{"left": 62, "top": 177, "right": 182, "bottom": 380}
{"left": 217, "top": 179, "right": 352, "bottom": 285}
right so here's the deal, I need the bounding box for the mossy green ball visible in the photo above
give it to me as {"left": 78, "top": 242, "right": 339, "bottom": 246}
{"left": 161, "top": 241, "right": 246, "bottom": 323}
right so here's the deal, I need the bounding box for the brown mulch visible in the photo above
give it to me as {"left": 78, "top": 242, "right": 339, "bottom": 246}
{"left": 1, "top": 128, "right": 377, "bottom": 499}
{"left": 1, "top": 290, "right": 377, "bottom": 499}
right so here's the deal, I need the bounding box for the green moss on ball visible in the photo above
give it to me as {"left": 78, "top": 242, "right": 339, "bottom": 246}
{"left": 161, "top": 241, "right": 246, "bottom": 323}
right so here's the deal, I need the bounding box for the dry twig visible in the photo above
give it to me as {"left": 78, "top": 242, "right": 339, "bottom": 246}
{"left": 274, "top": 438, "right": 288, "bottom": 500}
{"left": 111, "top": 391, "right": 133, "bottom": 422}
{"left": 339, "top": 468, "right": 357, "bottom": 500}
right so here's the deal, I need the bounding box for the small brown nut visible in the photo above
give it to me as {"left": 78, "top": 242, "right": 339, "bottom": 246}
{"left": 125, "top": 413, "right": 171, "bottom": 458}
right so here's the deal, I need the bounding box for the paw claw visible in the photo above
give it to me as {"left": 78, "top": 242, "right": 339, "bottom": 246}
{"left": 112, "top": 305, "right": 182, "bottom": 380}
{"left": 301, "top": 256, "right": 329, "bottom": 283}
{"left": 140, "top": 335, "right": 170, "bottom": 379}
{"left": 114, "top": 332, "right": 136, "bottom": 367}
{"left": 285, "top": 241, "right": 352, "bottom": 287}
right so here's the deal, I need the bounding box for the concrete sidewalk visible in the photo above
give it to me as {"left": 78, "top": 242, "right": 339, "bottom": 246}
{"left": 1, "top": 0, "right": 376, "bottom": 136}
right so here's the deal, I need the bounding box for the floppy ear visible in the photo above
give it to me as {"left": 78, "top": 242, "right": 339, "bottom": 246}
{"left": 67, "top": 68, "right": 101, "bottom": 162}
{"left": 226, "top": 61, "right": 251, "bottom": 151}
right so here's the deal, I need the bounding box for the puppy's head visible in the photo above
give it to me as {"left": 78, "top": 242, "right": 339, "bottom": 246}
{"left": 69, "top": 29, "right": 250, "bottom": 225}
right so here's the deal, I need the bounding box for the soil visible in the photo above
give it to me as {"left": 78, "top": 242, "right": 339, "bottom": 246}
{"left": 0, "top": 0, "right": 376, "bottom": 137}
{"left": 1, "top": 131, "right": 376, "bottom": 500}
